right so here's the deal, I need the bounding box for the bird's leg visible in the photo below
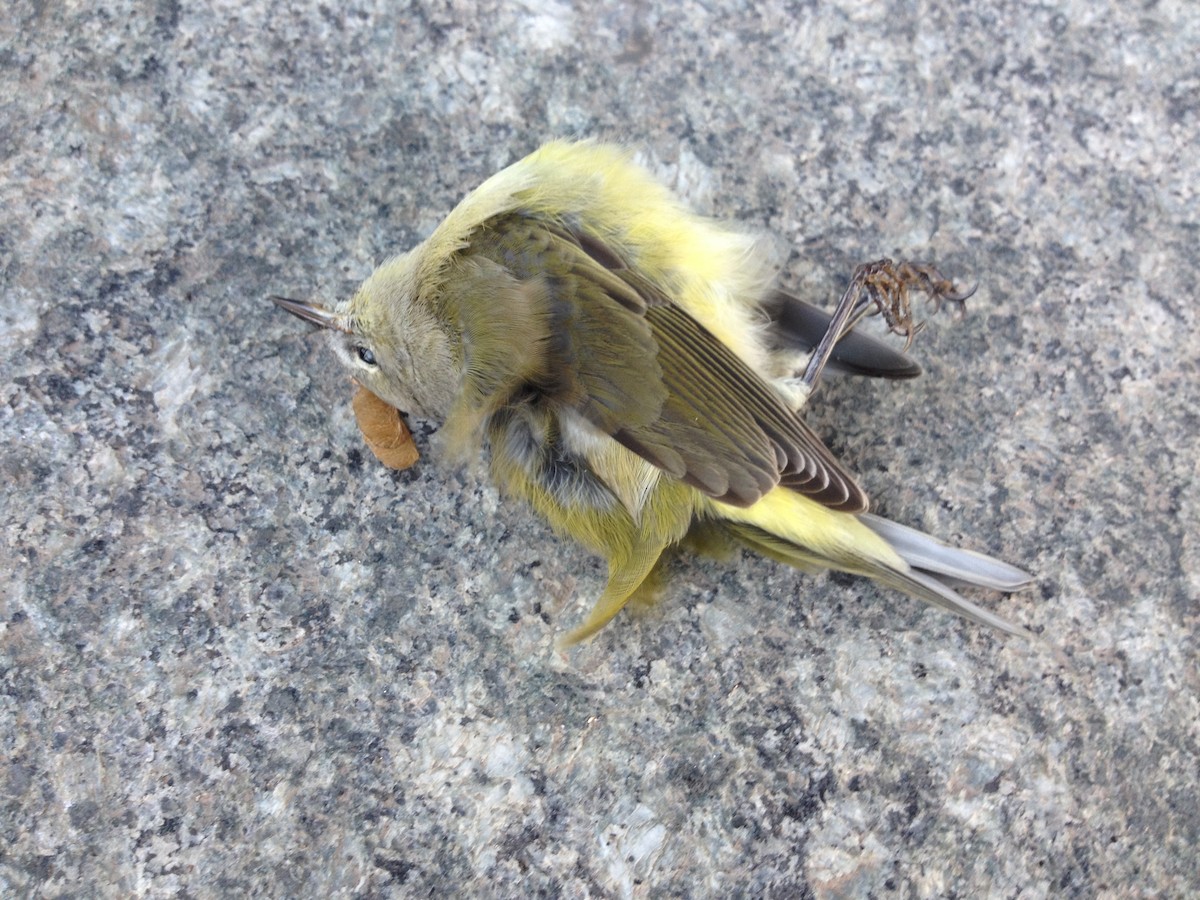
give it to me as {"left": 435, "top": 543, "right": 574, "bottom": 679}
{"left": 799, "top": 259, "right": 975, "bottom": 390}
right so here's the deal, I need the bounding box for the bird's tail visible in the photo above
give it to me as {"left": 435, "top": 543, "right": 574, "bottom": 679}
{"left": 711, "top": 489, "right": 1034, "bottom": 639}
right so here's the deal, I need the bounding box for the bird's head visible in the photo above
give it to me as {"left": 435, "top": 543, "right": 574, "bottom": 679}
{"left": 272, "top": 252, "right": 461, "bottom": 421}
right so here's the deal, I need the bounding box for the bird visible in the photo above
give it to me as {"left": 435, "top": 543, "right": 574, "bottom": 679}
{"left": 273, "top": 139, "right": 1033, "bottom": 645}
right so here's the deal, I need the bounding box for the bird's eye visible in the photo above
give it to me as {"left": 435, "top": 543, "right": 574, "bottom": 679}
{"left": 355, "top": 345, "right": 377, "bottom": 366}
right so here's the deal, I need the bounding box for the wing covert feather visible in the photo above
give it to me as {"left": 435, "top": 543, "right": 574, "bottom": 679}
{"left": 469, "top": 216, "right": 868, "bottom": 511}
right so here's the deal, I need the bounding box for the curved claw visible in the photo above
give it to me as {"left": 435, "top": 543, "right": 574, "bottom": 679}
{"left": 943, "top": 281, "right": 978, "bottom": 304}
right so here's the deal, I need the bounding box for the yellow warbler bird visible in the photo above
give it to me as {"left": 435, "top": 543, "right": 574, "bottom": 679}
{"left": 273, "top": 139, "right": 1033, "bottom": 644}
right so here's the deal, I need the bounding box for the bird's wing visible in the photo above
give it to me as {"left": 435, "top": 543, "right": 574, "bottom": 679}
{"left": 465, "top": 216, "right": 868, "bottom": 512}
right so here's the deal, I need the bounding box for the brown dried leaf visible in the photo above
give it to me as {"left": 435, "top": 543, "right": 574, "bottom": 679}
{"left": 352, "top": 385, "right": 419, "bottom": 470}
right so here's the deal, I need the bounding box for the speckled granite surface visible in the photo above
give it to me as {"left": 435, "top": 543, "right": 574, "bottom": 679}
{"left": 2, "top": 2, "right": 1197, "bottom": 896}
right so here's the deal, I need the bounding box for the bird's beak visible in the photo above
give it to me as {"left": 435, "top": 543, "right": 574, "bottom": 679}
{"left": 270, "top": 296, "right": 350, "bottom": 333}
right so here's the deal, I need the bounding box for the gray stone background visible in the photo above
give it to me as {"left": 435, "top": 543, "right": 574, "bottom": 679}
{"left": 2, "top": 1, "right": 1196, "bottom": 896}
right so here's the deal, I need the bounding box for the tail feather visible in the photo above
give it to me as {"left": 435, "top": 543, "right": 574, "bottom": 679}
{"left": 719, "top": 502, "right": 1034, "bottom": 639}
{"left": 871, "top": 566, "right": 1035, "bottom": 640}
{"left": 859, "top": 513, "right": 1032, "bottom": 590}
